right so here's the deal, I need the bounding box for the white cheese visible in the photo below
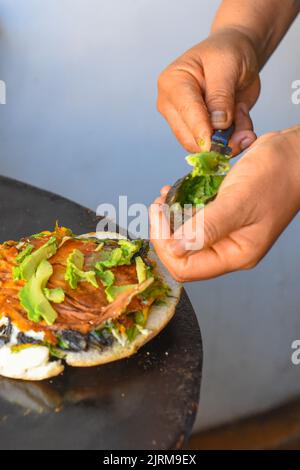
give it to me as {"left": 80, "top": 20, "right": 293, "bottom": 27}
{"left": 0, "top": 316, "right": 45, "bottom": 345}
{"left": 0, "top": 345, "right": 49, "bottom": 376}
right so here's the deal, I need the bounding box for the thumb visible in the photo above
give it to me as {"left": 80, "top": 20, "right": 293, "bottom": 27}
{"left": 204, "top": 64, "right": 236, "bottom": 129}
{"left": 169, "top": 194, "right": 245, "bottom": 256}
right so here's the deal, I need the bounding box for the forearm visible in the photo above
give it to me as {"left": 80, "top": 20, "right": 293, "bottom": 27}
{"left": 211, "top": 0, "right": 299, "bottom": 68}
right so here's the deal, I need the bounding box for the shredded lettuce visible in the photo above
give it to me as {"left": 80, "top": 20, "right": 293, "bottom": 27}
{"left": 141, "top": 278, "right": 170, "bottom": 300}
{"left": 95, "top": 239, "right": 141, "bottom": 270}
{"left": 16, "top": 244, "right": 33, "bottom": 263}
{"left": 105, "top": 284, "right": 137, "bottom": 303}
{"left": 126, "top": 325, "right": 139, "bottom": 342}
{"left": 95, "top": 264, "right": 115, "bottom": 287}
{"left": 43, "top": 287, "right": 65, "bottom": 303}
{"left": 65, "top": 249, "right": 98, "bottom": 289}
{"left": 173, "top": 151, "right": 230, "bottom": 207}
{"left": 186, "top": 151, "right": 230, "bottom": 177}
{"left": 135, "top": 310, "right": 146, "bottom": 326}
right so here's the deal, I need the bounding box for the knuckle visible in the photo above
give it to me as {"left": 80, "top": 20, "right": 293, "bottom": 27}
{"left": 157, "top": 68, "right": 172, "bottom": 92}
{"left": 240, "top": 257, "right": 259, "bottom": 270}
{"left": 206, "top": 88, "right": 233, "bottom": 107}
{"left": 170, "top": 266, "right": 186, "bottom": 283}
{"left": 176, "top": 100, "right": 192, "bottom": 116}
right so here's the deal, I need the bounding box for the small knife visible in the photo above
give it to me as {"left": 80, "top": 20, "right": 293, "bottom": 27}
{"left": 210, "top": 123, "right": 235, "bottom": 156}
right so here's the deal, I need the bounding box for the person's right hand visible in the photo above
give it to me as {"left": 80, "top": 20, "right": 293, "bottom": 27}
{"left": 157, "top": 28, "right": 261, "bottom": 155}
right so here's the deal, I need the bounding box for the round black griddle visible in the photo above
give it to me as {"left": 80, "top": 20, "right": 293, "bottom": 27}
{"left": 0, "top": 175, "right": 202, "bottom": 450}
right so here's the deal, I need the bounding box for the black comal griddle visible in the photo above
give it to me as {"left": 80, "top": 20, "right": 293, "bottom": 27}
{"left": 0, "top": 175, "right": 202, "bottom": 450}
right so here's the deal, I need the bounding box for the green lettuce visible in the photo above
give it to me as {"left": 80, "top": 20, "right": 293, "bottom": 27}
{"left": 65, "top": 249, "right": 98, "bottom": 289}
{"left": 186, "top": 151, "right": 230, "bottom": 177}
{"left": 95, "top": 264, "right": 115, "bottom": 287}
{"left": 174, "top": 150, "right": 230, "bottom": 207}
{"left": 43, "top": 287, "right": 65, "bottom": 303}
{"left": 95, "top": 239, "right": 141, "bottom": 272}
{"left": 105, "top": 284, "right": 137, "bottom": 303}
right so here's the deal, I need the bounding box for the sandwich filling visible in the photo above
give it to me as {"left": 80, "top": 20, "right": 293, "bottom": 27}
{"left": 0, "top": 226, "right": 169, "bottom": 361}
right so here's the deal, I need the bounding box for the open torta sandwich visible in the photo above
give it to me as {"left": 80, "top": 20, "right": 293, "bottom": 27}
{"left": 0, "top": 226, "right": 181, "bottom": 380}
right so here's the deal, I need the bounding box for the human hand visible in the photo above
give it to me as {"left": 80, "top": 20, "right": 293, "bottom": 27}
{"left": 150, "top": 126, "right": 300, "bottom": 281}
{"left": 157, "top": 28, "right": 260, "bottom": 155}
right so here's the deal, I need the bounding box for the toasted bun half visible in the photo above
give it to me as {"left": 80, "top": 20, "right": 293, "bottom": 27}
{"left": 0, "top": 232, "right": 181, "bottom": 380}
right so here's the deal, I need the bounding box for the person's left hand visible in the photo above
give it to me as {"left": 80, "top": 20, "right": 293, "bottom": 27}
{"left": 149, "top": 126, "right": 300, "bottom": 281}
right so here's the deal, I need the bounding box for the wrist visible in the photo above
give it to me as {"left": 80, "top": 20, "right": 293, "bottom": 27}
{"left": 209, "top": 26, "right": 260, "bottom": 69}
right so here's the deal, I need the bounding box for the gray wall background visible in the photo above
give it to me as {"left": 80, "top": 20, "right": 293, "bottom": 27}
{"left": 0, "top": 0, "right": 299, "bottom": 431}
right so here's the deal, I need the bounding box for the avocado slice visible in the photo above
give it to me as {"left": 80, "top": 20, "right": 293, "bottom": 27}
{"left": 19, "top": 259, "right": 58, "bottom": 325}
{"left": 135, "top": 256, "right": 147, "bottom": 283}
{"left": 15, "top": 236, "right": 58, "bottom": 281}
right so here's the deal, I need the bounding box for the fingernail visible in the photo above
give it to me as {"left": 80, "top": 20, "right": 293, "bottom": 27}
{"left": 240, "top": 137, "right": 253, "bottom": 150}
{"left": 211, "top": 110, "right": 228, "bottom": 126}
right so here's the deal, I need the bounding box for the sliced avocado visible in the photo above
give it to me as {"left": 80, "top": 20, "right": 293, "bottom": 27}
{"left": 16, "top": 237, "right": 57, "bottom": 281}
{"left": 19, "top": 259, "right": 58, "bottom": 325}
{"left": 65, "top": 249, "right": 98, "bottom": 289}
{"left": 135, "top": 256, "right": 147, "bottom": 283}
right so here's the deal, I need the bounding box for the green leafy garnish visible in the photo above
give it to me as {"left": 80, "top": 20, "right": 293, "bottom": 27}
{"left": 118, "top": 239, "right": 141, "bottom": 264}
{"left": 31, "top": 232, "right": 51, "bottom": 239}
{"left": 95, "top": 264, "right": 115, "bottom": 287}
{"left": 105, "top": 284, "right": 137, "bottom": 303}
{"left": 141, "top": 278, "right": 170, "bottom": 300}
{"left": 43, "top": 287, "right": 65, "bottom": 303}
{"left": 186, "top": 151, "right": 230, "bottom": 177}
{"left": 175, "top": 174, "right": 224, "bottom": 206}
{"left": 48, "top": 345, "right": 67, "bottom": 359}
{"left": 95, "top": 240, "right": 141, "bottom": 270}
{"left": 126, "top": 325, "right": 139, "bottom": 342}
{"left": 173, "top": 151, "right": 230, "bottom": 207}
{"left": 135, "top": 310, "right": 146, "bottom": 326}
{"left": 65, "top": 249, "right": 98, "bottom": 289}
{"left": 16, "top": 244, "right": 33, "bottom": 263}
